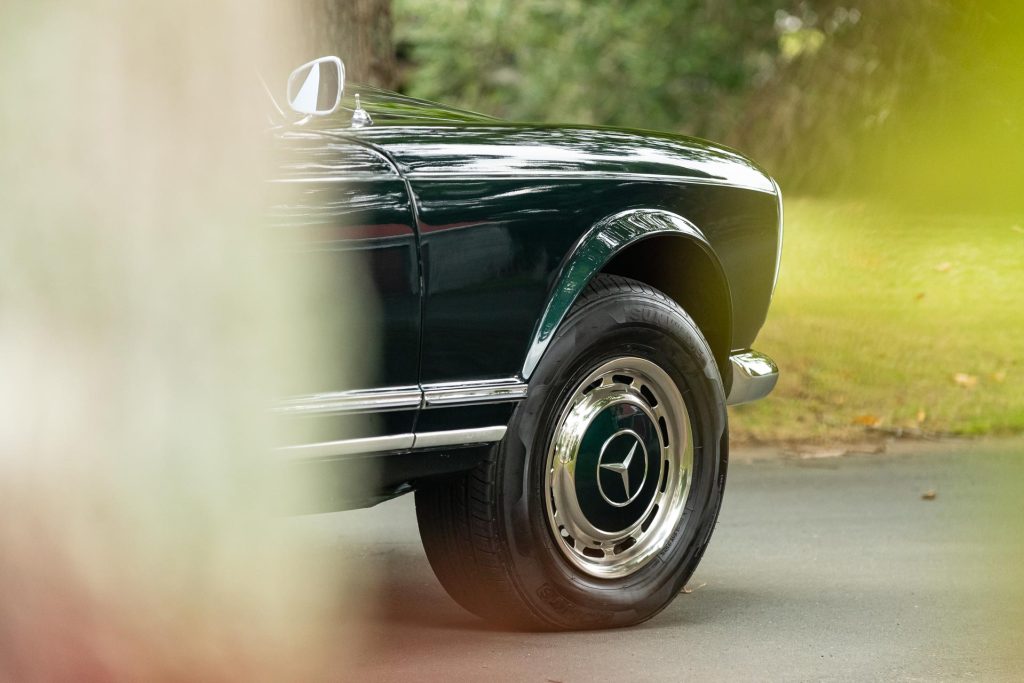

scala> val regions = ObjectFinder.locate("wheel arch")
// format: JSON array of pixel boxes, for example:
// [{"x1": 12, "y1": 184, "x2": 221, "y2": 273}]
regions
[
  {"x1": 521, "y1": 209, "x2": 733, "y2": 384},
  {"x1": 601, "y1": 234, "x2": 732, "y2": 383}
]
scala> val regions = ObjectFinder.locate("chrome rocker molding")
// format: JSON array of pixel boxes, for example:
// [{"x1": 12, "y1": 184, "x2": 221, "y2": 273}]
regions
[
  {"x1": 275, "y1": 385, "x2": 421, "y2": 416},
  {"x1": 281, "y1": 434, "x2": 415, "y2": 459},
  {"x1": 413, "y1": 426, "x2": 508, "y2": 449},
  {"x1": 280, "y1": 426, "x2": 508, "y2": 460},
  {"x1": 277, "y1": 378, "x2": 526, "y2": 460},
  {"x1": 726, "y1": 350, "x2": 779, "y2": 406}
]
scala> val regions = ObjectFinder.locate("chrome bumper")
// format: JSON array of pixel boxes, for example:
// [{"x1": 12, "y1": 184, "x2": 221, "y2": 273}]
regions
[{"x1": 726, "y1": 350, "x2": 779, "y2": 406}]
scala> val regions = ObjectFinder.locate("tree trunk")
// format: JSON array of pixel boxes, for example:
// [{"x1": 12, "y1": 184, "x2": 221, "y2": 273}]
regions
[{"x1": 299, "y1": 0, "x2": 397, "y2": 89}]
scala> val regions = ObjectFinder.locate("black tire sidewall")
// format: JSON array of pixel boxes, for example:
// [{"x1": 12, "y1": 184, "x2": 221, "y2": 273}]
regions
[{"x1": 498, "y1": 285, "x2": 728, "y2": 629}]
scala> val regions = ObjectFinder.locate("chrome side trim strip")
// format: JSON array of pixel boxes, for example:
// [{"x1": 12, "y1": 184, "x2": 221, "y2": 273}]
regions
[
  {"x1": 268, "y1": 176, "x2": 392, "y2": 184},
  {"x1": 269, "y1": 173, "x2": 776, "y2": 195},
  {"x1": 274, "y1": 386, "x2": 422, "y2": 416},
  {"x1": 422, "y1": 378, "x2": 528, "y2": 407},
  {"x1": 405, "y1": 171, "x2": 777, "y2": 195},
  {"x1": 276, "y1": 378, "x2": 528, "y2": 416},
  {"x1": 413, "y1": 426, "x2": 508, "y2": 449},
  {"x1": 279, "y1": 426, "x2": 508, "y2": 460},
  {"x1": 726, "y1": 350, "x2": 779, "y2": 406},
  {"x1": 280, "y1": 434, "x2": 415, "y2": 459}
]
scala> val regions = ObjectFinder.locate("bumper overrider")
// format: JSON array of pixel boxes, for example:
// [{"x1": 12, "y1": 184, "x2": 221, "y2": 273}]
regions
[{"x1": 725, "y1": 350, "x2": 779, "y2": 406}]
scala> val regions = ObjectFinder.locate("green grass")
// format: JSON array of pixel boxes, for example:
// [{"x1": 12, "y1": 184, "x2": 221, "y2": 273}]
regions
[{"x1": 730, "y1": 198, "x2": 1024, "y2": 444}]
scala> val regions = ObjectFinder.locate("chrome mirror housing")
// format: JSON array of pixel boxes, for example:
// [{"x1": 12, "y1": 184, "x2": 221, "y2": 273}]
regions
[{"x1": 286, "y1": 56, "x2": 345, "y2": 118}]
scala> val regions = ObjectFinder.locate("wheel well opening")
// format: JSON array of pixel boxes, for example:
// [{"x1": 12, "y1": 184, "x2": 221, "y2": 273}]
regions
[{"x1": 600, "y1": 235, "x2": 732, "y2": 382}]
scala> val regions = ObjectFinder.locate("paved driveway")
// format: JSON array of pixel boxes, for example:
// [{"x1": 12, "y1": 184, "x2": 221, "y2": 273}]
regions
[{"x1": 302, "y1": 440, "x2": 1024, "y2": 681}]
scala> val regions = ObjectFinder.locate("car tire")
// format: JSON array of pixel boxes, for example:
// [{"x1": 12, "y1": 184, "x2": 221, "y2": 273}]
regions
[{"x1": 415, "y1": 274, "x2": 728, "y2": 630}]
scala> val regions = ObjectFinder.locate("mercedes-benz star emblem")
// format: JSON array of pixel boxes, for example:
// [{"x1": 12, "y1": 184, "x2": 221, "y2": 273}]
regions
[
  {"x1": 600, "y1": 441, "x2": 638, "y2": 497},
  {"x1": 596, "y1": 430, "x2": 648, "y2": 507}
]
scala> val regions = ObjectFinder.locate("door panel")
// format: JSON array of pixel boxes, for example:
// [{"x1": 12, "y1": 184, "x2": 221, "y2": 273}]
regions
[{"x1": 271, "y1": 133, "x2": 421, "y2": 439}]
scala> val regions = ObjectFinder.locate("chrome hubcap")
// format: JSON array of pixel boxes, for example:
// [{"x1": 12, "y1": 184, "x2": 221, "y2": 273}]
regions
[{"x1": 544, "y1": 356, "x2": 693, "y2": 579}]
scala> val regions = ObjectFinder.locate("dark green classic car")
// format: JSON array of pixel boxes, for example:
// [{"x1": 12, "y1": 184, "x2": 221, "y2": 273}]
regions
[{"x1": 272, "y1": 57, "x2": 782, "y2": 630}]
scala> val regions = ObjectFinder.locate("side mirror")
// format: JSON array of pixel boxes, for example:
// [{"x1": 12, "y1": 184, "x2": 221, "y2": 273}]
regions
[{"x1": 286, "y1": 56, "x2": 345, "y2": 117}]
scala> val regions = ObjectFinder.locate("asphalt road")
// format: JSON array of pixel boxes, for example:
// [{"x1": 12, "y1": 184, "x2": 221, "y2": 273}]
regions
[{"x1": 301, "y1": 440, "x2": 1024, "y2": 681}]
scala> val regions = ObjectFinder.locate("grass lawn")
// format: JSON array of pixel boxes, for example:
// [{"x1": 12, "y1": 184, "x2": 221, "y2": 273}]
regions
[{"x1": 729, "y1": 198, "x2": 1024, "y2": 444}]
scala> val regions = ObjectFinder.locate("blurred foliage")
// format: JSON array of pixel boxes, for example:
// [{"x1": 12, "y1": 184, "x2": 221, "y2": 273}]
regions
[
  {"x1": 735, "y1": 0, "x2": 1024, "y2": 205},
  {"x1": 395, "y1": 0, "x2": 1024, "y2": 204},
  {"x1": 396, "y1": 0, "x2": 779, "y2": 140}
]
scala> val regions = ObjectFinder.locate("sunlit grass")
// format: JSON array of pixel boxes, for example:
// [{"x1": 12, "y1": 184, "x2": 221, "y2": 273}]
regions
[{"x1": 731, "y1": 198, "x2": 1024, "y2": 444}]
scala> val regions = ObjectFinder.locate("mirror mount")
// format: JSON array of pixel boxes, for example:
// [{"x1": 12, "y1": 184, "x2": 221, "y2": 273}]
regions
[
  {"x1": 286, "y1": 56, "x2": 345, "y2": 122},
  {"x1": 350, "y1": 94, "x2": 373, "y2": 129}
]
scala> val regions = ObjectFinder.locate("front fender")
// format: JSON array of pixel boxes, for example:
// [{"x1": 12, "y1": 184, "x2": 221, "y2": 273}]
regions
[{"x1": 521, "y1": 209, "x2": 729, "y2": 379}]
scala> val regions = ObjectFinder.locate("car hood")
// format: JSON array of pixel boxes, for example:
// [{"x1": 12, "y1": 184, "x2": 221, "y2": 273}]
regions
[{"x1": 304, "y1": 87, "x2": 776, "y2": 195}]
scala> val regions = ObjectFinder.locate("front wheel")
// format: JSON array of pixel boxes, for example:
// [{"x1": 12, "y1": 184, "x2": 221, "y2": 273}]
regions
[{"x1": 415, "y1": 275, "x2": 728, "y2": 630}]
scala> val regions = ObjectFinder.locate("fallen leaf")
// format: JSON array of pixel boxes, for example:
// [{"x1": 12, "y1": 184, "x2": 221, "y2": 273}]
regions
[
  {"x1": 853, "y1": 414, "x2": 883, "y2": 427},
  {"x1": 953, "y1": 373, "x2": 978, "y2": 388},
  {"x1": 921, "y1": 490, "x2": 937, "y2": 501},
  {"x1": 914, "y1": 292, "x2": 926, "y2": 301},
  {"x1": 934, "y1": 262, "x2": 953, "y2": 273},
  {"x1": 916, "y1": 409, "x2": 927, "y2": 424},
  {"x1": 681, "y1": 582, "x2": 707, "y2": 594}
]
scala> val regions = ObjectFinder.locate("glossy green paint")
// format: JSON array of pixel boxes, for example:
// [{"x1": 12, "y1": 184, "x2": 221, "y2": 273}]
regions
[{"x1": 277, "y1": 86, "x2": 781, "y2": 438}]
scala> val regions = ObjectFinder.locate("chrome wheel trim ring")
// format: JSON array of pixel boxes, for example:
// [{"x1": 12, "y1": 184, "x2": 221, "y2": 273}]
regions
[{"x1": 544, "y1": 356, "x2": 694, "y2": 579}]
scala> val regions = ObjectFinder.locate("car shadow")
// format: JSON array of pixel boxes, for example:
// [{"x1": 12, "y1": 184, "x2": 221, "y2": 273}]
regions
[
  {"x1": 354, "y1": 545, "x2": 507, "y2": 633},
  {"x1": 333, "y1": 529, "x2": 770, "y2": 680},
  {"x1": 343, "y1": 541, "x2": 759, "y2": 635}
]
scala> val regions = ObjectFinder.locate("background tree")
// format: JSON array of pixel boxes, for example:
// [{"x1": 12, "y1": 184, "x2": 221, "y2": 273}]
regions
[
  {"x1": 301, "y1": 0, "x2": 397, "y2": 88},
  {"x1": 395, "y1": 0, "x2": 779, "y2": 139},
  {"x1": 729, "y1": 0, "x2": 957, "y2": 194}
]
